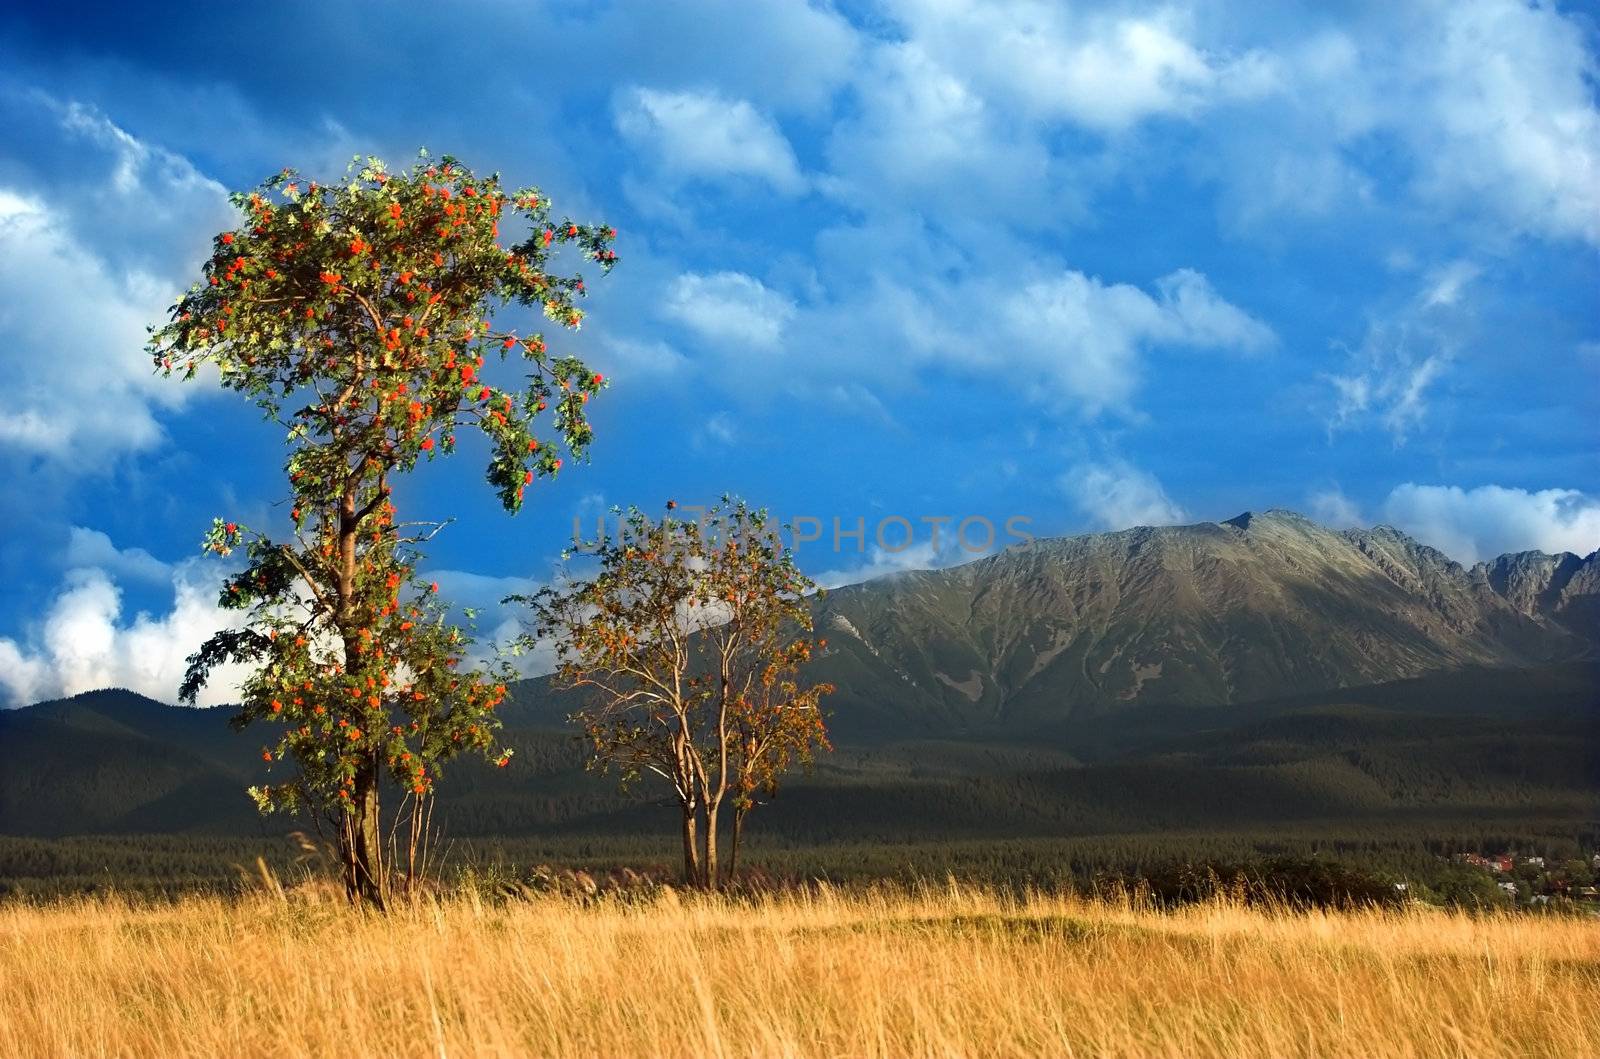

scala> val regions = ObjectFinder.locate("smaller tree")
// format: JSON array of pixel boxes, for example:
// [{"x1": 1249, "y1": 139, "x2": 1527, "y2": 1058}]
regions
[{"x1": 519, "y1": 499, "x2": 832, "y2": 888}]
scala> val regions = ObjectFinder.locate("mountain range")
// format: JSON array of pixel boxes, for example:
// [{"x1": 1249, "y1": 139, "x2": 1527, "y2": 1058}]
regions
[
  {"x1": 2, "y1": 510, "x2": 1596, "y2": 859},
  {"x1": 809, "y1": 509, "x2": 1597, "y2": 738}
]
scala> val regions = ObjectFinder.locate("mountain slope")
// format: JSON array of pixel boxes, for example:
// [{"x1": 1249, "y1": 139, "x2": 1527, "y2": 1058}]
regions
[
  {"x1": 811, "y1": 510, "x2": 1597, "y2": 735},
  {"x1": 0, "y1": 690, "x2": 267, "y2": 835}
]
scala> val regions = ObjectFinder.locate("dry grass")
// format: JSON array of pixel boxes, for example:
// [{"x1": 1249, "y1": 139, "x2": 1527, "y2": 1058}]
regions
[{"x1": 1, "y1": 882, "x2": 1596, "y2": 1058}]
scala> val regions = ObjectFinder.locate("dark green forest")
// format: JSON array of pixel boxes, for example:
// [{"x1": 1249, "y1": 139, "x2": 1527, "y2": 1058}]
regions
[{"x1": 3, "y1": 663, "x2": 1595, "y2": 900}]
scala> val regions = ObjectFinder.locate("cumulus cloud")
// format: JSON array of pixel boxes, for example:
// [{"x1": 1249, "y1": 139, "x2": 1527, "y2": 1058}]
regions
[
  {"x1": 0, "y1": 554, "x2": 567, "y2": 708},
  {"x1": 0, "y1": 95, "x2": 230, "y2": 465},
  {"x1": 817, "y1": 3, "x2": 1277, "y2": 227},
  {"x1": 883, "y1": 0, "x2": 1275, "y2": 131},
  {"x1": 996, "y1": 267, "x2": 1273, "y2": 411},
  {"x1": 5, "y1": 94, "x2": 233, "y2": 278},
  {"x1": 426, "y1": 569, "x2": 539, "y2": 617},
  {"x1": 614, "y1": 2, "x2": 1587, "y2": 433},
  {"x1": 1214, "y1": 2, "x2": 1600, "y2": 244},
  {"x1": 568, "y1": 0, "x2": 862, "y2": 115},
  {"x1": 1408, "y1": 0, "x2": 1600, "y2": 246},
  {"x1": 62, "y1": 526, "x2": 171, "y2": 584},
  {"x1": 1379, "y1": 484, "x2": 1600, "y2": 564},
  {"x1": 0, "y1": 189, "x2": 178, "y2": 457},
  {"x1": 616, "y1": 87, "x2": 805, "y2": 194},
  {"x1": 1150, "y1": 269, "x2": 1278, "y2": 349},
  {"x1": 821, "y1": 41, "x2": 1071, "y2": 225},
  {"x1": 0, "y1": 560, "x2": 249, "y2": 708},
  {"x1": 754, "y1": 257, "x2": 1269, "y2": 417},
  {"x1": 1062, "y1": 459, "x2": 1188, "y2": 531},
  {"x1": 664, "y1": 271, "x2": 797, "y2": 350}
]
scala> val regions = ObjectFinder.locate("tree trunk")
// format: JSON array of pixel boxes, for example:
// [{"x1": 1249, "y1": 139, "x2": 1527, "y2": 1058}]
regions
[
  {"x1": 344, "y1": 761, "x2": 386, "y2": 909},
  {"x1": 402, "y1": 793, "x2": 429, "y2": 899},
  {"x1": 703, "y1": 802, "x2": 720, "y2": 891},
  {"x1": 729, "y1": 807, "x2": 746, "y2": 886},
  {"x1": 333, "y1": 478, "x2": 386, "y2": 907},
  {"x1": 681, "y1": 803, "x2": 702, "y2": 887}
]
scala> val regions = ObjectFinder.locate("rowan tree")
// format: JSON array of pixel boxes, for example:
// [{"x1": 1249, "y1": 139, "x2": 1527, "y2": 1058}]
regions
[
  {"x1": 150, "y1": 151, "x2": 617, "y2": 906},
  {"x1": 520, "y1": 499, "x2": 833, "y2": 889}
]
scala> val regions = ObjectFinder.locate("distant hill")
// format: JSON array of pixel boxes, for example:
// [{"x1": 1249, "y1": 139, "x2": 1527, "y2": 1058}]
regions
[
  {"x1": 0, "y1": 689, "x2": 267, "y2": 835},
  {"x1": 1, "y1": 511, "x2": 1595, "y2": 850}
]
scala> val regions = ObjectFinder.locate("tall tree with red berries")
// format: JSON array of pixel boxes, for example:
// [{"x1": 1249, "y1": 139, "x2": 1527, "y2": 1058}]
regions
[{"x1": 151, "y1": 152, "x2": 617, "y2": 907}]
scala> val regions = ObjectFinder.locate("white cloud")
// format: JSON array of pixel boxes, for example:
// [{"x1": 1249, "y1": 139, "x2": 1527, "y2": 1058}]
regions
[
  {"x1": 1062, "y1": 459, "x2": 1188, "y2": 531},
  {"x1": 1325, "y1": 348, "x2": 1449, "y2": 445},
  {"x1": 0, "y1": 560, "x2": 250, "y2": 708},
  {"x1": 1151, "y1": 269, "x2": 1278, "y2": 350},
  {"x1": 616, "y1": 87, "x2": 805, "y2": 194},
  {"x1": 814, "y1": 382, "x2": 896, "y2": 425},
  {"x1": 1228, "y1": 146, "x2": 1374, "y2": 225},
  {"x1": 1380, "y1": 484, "x2": 1600, "y2": 564},
  {"x1": 746, "y1": 257, "x2": 1269, "y2": 417},
  {"x1": 422, "y1": 568, "x2": 545, "y2": 673},
  {"x1": 617, "y1": 172, "x2": 696, "y2": 227},
  {"x1": 665, "y1": 271, "x2": 797, "y2": 350},
  {"x1": 996, "y1": 267, "x2": 1273, "y2": 411},
  {"x1": 884, "y1": 0, "x2": 1276, "y2": 131},
  {"x1": 0, "y1": 551, "x2": 555, "y2": 710},
  {"x1": 810, "y1": 540, "x2": 945, "y2": 591},
  {"x1": 827, "y1": 42, "x2": 992, "y2": 182},
  {"x1": 1322, "y1": 264, "x2": 1473, "y2": 444},
  {"x1": 1422, "y1": 260, "x2": 1482, "y2": 308},
  {"x1": 63, "y1": 527, "x2": 171, "y2": 584},
  {"x1": 0, "y1": 97, "x2": 230, "y2": 466},
  {"x1": 425, "y1": 568, "x2": 539, "y2": 617},
  {"x1": 0, "y1": 641, "x2": 48, "y2": 707},
  {"x1": 821, "y1": 41, "x2": 1068, "y2": 223},
  {"x1": 1307, "y1": 487, "x2": 1364, "y2": 529},
  {"x1": 600, "y1": 335, "x2": 689, "y2": 377},
  {"x1": 1218, "y1": 2, "x2": 1600, "y2": 244},
  {"x1": 570, "y1": 0, "x2": 862, "y2": 115},
  {"x1": 1411, "y1": 0, "x2": 1600, "y2": 246},
  {"x1": 573, "y1": 492, "x2": 609, "y2": 518},
  {"x1": 696, "y1": 412, "x2": 737, "y2": 448},
  {"x1": 0, "y1": 190, "x2": 175, "y2": 456}
]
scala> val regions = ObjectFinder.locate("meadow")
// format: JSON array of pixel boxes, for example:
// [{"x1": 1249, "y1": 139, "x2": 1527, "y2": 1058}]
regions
[{"x1": 2, "y1": 882, "x2": 1595, "y2": 1059}]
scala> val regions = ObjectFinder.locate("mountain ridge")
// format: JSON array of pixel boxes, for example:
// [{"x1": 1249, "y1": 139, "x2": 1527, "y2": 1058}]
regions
[{"x1": 807, "y1": 509, "x2": 1597, "y2": 736}]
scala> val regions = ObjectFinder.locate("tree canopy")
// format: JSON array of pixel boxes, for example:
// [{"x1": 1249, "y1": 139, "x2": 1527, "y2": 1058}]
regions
[{"x1": 520, "y1": 499, "x2": 833, "y2": 888}]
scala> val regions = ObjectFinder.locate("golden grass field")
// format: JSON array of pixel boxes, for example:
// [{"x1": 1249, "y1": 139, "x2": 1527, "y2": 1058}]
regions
[{"x1": 2, "y1": 883, "x2": 1596, "y2": 1059}]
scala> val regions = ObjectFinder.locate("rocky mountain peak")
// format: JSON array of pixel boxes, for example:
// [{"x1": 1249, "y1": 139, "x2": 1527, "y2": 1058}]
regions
[{"x1": 811, "y1": 511, "x2": 1598, "y2": 730}]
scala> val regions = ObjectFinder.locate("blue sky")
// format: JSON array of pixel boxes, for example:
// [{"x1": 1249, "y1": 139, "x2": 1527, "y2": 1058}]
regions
[{"x1": 0, "y1": 0, "x2": 1596, "y2": 705}]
